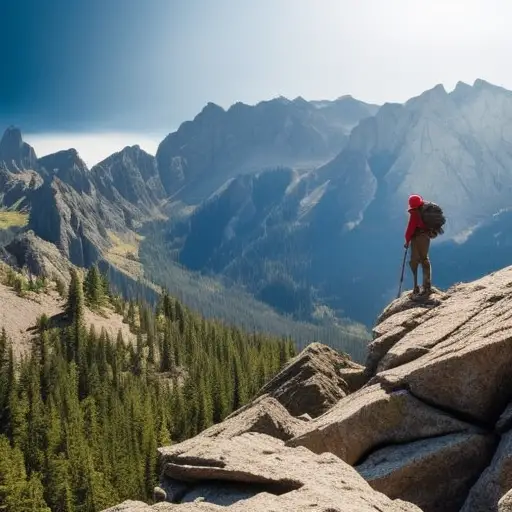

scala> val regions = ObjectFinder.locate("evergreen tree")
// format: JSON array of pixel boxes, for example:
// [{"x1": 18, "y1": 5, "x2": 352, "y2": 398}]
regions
[
  {"x1": 84, "y1": 265, "x2": 104, "y2": 308},
  {"x1": 66, "y1": 269, "x2": 85, "y2": 324}
]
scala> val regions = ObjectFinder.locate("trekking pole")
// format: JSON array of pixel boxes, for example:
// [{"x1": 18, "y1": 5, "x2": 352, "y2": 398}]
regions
[{"x1": 397, "y1": 246, "x2": 408, "y2": 298}]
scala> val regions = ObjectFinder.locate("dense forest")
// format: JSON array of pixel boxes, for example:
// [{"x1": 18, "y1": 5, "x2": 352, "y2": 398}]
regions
[
  {"x1": 137, "y1": 223, "x2": 369, "y2": 362},
  {"x1": 0, "y1": 265, "x2": 296, "y2": 511}
]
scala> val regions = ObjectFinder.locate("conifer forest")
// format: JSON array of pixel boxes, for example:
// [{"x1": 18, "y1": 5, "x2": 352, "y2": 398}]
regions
[{"x1": 0, "y1": 265, "x2": 296, "y2": 511}]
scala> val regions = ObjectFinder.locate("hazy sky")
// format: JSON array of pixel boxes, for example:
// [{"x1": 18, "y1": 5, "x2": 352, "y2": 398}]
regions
[{"x1": 2, "y1": 0, "x2": 512, "y2": 165}]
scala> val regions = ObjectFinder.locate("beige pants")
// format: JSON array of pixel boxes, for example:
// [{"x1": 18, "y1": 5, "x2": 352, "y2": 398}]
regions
[{"x1": 409, "y1": 232, "x2": 431, "y2": 289}]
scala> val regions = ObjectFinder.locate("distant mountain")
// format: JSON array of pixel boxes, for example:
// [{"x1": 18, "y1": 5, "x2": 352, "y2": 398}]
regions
[
  {"x1": 320, "y1": 79, "x2": 512, "y2": 238},
  {"x1": 161, "y1": 80, "x2": 512, "y2": 325},
  {"x1": 156, "y1": 96, "x2": 378, "y2": 203}
]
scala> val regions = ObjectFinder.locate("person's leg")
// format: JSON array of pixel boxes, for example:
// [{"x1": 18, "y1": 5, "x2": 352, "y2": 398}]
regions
[
  {"x1": 409, "y1": 237, "x2": 420, "y2": 294},
  {"x1": 416, "y1": 233, "x2": 431, "y2": 293}
]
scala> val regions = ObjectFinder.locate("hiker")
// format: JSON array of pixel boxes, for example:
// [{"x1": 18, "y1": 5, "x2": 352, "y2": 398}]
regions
[{"x1": 404, "y1": 194, "x2": 432, "y2": 295}]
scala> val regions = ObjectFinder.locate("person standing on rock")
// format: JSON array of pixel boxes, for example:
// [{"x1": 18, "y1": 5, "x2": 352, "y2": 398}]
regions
[{"x1": 404, "y1": 194, "x2": 432, "y2": 296}]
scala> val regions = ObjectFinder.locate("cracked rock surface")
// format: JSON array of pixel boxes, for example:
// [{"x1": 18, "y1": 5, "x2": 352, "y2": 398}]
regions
[{"x1": 105, "y1": 433, "x2": 421, "y2": 511}]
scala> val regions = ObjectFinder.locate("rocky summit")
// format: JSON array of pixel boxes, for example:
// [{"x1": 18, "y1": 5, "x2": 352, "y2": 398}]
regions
[{"x1": 104, "y1": 264, "x2": 512, "y2": 511}]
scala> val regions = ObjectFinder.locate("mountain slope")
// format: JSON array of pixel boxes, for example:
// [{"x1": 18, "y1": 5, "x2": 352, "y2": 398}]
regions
[{"x1": 156, "y1": 95, "x2": 378, "y2": 203}]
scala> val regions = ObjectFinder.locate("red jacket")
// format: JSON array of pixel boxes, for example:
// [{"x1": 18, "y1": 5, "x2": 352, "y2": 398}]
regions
[{"x1": 405, "y1": 208, "x2": 426, "y2": 244}]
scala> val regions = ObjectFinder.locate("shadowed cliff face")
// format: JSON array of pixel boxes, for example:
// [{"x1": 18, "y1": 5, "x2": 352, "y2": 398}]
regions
[{"x1": 0, "y1": 127, "x2": 39, "y2": 173}]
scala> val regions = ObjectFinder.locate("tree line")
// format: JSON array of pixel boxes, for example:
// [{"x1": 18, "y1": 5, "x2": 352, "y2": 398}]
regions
[{"x1": 0, "y1": 265, "x2": 296, "y2": 511}]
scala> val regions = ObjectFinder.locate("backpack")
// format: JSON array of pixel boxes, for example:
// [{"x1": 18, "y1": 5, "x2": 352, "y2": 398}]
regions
[{"x1": 419, "y1": 201, "x2": 446, "y2": 236}]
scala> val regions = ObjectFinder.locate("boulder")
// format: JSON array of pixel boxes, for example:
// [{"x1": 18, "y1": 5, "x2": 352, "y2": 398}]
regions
[
  {"x1": 460, "y1": 430, "x2": 512, "y2": 512},
  {"x1": 206, "y1": 395, "x2": 306, "y2": 440},
  {"x1": 371, "y1": 268, "x2": 512, "y2": 425},
  {"x1": 357, "y1": 432, "x2": 496, "y2": 512},
  {"x1": 151, "y1": 433, "x2": 422, "y2": 511},
  {"x1": 500, "y1": 489, "x2": 512, "y2": 512},
  {"x1": 166, "y1": 396, "x2": 305, "y2": 455},
  {"x1": 287, "y1": 383, "x2": 475, "y2": 465},
  {"x1": 257, "y1": 342, "x2": 365, "y2": 418}
]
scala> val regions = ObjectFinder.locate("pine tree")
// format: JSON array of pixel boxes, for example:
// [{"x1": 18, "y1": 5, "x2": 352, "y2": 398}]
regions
[
  {"x1": 84, "y1": 265, "x2": 104, "y2": 308},
  {"x1": 66, "y1": 269, "x2": 85, "y2": 326},
  {"x1": 160, "y1": 323, "x2": 174, "y2": 372}
]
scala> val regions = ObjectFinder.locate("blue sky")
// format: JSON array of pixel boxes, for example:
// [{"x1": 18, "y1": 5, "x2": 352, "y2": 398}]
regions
[{"x1": 2, "y1": 0, "x2": 512, "y2": 165}]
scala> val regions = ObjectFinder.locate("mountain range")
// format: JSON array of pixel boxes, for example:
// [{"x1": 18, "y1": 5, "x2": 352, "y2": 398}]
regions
[{"x1": 2, "y1": 79, "x2": 512, "y2": 333}]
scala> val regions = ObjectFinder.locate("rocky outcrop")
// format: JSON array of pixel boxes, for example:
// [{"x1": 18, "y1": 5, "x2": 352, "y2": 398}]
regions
[
  {"x1": 257, "y1": 341, "x2": 366, "y2": 418},
  {"x1": 0, "y1": 167, "x2": 41, "y2": 211},
  {"x1": 0, "y1": 127, "x2": 38, "y2": 173},
  {"x1": 285, "y1": 266, "x2": 512, "y2": 510},
  {"x1": 460, "y1": 425, "x2": 512, "y2": 511},
  {"x1": 168, "y1": 395, "x2": 305, "y2": 446},
  {"x1": 288, "y1": 383, "x2": 477, "y2": 465},
  {"x1": 357, "y1": 432, "x2": 496, "y2": 512},
  {"x1": 500, "y1": 490, "x2": 512, "y2": 511},
  {"x1": 5, "y1": 231, "x2": 74, "y2": 284},
  {"x1": 372, "y1": 270, "x2": 512, "y2": 425},
  {"x1": 108, "y1": 433, "x2": 420, "y2": 511},
  {"x1": 28, "y1": 179, "x2": 106, "y2": 267}
]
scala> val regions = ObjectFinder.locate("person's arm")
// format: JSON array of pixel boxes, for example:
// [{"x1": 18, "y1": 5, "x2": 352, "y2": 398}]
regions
[{"x1": 404, "y1": 212, "x2": 418, "y2": 246}]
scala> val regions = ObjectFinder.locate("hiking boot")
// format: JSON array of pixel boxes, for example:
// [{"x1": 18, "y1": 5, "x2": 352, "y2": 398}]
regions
[{"x1": 421, "y1": 285, "x2": 432, "y2": 296}]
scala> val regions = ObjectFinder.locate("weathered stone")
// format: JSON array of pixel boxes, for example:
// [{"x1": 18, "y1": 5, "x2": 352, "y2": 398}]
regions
[
  {"x1": 373, "y1": 269, "x2": 512, "y2": 424},
  {"x1": 460, "y1": 430, "x2": 512, "y2": 512},
  {"x1": 153, "y1": 433, "x2": 422, "y2": 511},
  {"x1": 186, "y1": 395, "x2": 305, "y2": 444},
  {"x1": 257, "y1": 342, "x2": 365, "y2": 418},
  {"x1": 102, "y1": 501, "x2": 156, "y2": 511},
  {"x1": 499, "y1": 489, "x2": 512, "y2": 512},
  {"x1": 375, "y1": 288, "x2": 446, "y2": 326},
  {"x1": 287, "y1": 383, "x2": 474, "y2": 465},
  {"x1": 358, "y1": 432, "x2": 496, "y2": 512},
  {"x1": 6, "y1": 231, "x2": 74, "y2": 285}
]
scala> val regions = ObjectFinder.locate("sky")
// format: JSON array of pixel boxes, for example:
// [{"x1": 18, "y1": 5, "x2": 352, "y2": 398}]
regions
[{"x1": 2, "y1": 0, "x2": 512, "y2": 166}]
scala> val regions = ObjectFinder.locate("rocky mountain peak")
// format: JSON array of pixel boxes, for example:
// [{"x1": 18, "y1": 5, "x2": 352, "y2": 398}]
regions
[
  {"x1": 406, "y1": 83, "x2": 448, "y2": 110},
  {"x1": 91, "y1": 143, "x2": 165, "y2": 212},
  {"x1": 1, "y1": 126, "x2": 23, "y2": 147},
  {"x1": 39, "y1": 148, "x2": 86, "y2": 173},
  {"x1": 0, "y1": 126, "x2": 38, "y2": 172},
  {"x1": 450, "y1": 81, "x2": 474, "y2": 104},
  {"x1": 38, "y1": 148, "x2": 91, "y2": 193},
  {"x1": 197, "y1": 101, "x2": 225, "y2": 119},
  {"x1": 473, "y1": 78, "x2": 511, "y2": 95}
]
